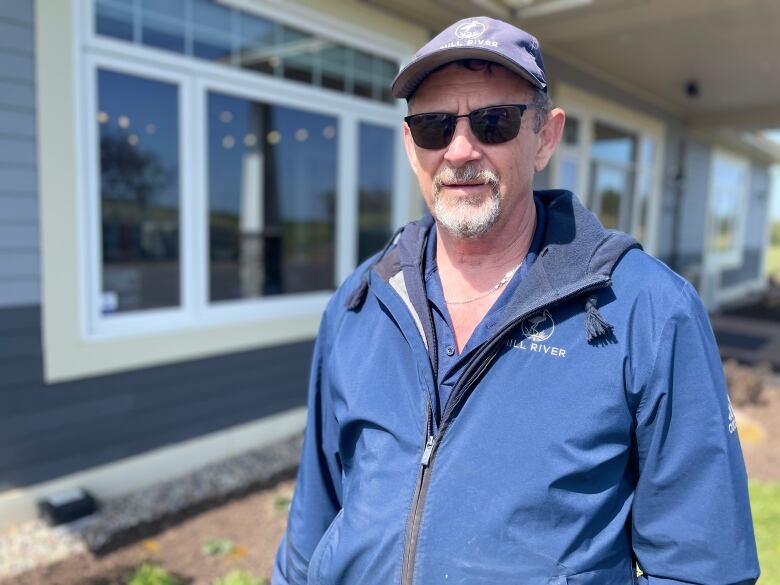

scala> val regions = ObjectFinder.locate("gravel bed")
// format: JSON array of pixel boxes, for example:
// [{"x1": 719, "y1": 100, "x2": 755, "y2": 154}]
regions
[{"x1": 0, "y1": 435, "x2": 302, "y2": 581}]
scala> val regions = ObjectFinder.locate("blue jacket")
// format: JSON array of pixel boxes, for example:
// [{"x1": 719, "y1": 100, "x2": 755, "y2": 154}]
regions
[{"x1": 273, "y1": 190, "x2": 759, "y2": 585}]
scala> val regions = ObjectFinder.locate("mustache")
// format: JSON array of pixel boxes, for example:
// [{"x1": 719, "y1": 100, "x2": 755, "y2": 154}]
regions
[{"x1": 433, "y1": 165, "x2": 500, "y2": 192}]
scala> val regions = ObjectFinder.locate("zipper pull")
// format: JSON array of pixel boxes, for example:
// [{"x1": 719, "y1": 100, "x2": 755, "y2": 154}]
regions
[{"x1": 420, "y1": 436, "x2": 435, "y2": 467}]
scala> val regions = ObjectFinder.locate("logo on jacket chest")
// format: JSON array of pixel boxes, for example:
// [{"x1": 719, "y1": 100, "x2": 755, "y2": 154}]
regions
[{"x1": 507, "y1": 309, "x2": 567, "y2": 358}]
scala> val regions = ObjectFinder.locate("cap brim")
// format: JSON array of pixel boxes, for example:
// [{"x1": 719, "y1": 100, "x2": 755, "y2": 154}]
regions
[{"x1": 391, "y1": 46, "x2": 546, "y2": 99}]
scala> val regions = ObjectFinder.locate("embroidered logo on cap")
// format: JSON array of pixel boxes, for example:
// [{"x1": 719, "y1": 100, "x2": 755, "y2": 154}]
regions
[{"x1": 455, "y1": 20, "x2": 487, "y2": 40}]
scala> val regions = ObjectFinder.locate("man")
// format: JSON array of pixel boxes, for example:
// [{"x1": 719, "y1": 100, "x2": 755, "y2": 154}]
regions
[{"x1": 272, "y1": 16, "x2": 759, "y2": 585}]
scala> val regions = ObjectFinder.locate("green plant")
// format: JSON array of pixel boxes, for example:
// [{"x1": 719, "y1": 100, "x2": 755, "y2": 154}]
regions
[
  {"x1": 202, "y1": 538, "x2": 236, "y2": 557},
  {"x1": 273, "y1": 494, "x2": 292, "y2": 515},
  {"x1": 126, "y1": 563, "x2": 180, "y2": 585},
  {"x1": 212, "y1": 569, "x2": 267, "y2": 585}
]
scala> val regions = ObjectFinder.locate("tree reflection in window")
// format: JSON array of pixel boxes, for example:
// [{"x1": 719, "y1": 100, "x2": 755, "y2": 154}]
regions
[{"x1": 98, "y1": 69, "x2": 180, "y2": 313}]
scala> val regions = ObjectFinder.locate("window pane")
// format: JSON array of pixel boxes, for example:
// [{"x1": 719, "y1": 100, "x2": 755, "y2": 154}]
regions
[
  {"x1": 280, "y1": 25, "x2": 316, "y2": 84},
  {"x1": 96, "y1": 0, "x2": 134, "y2": 41},
  {"x1": 208, "y1": 92, "x2": 337, "y2": 301},
  {"x1": 237, "y1": 12, "x2": 278, "y2": 75},
  {"x1": 591, "y1": 123, "x2": 636, "y2": 165},
  {"x1": 98, "y1": 69, "x2": 180, "y2": 313},
  {"x1": 320, "y1": 45, "x2": 348, "y2": 92},
  {"x1": 352, "y1": 49, "x2": 373, "y2": 99},
  {"x1": 193, "y1": 0, "x2": 233, "y2": 62},
  {"x1": 358, "y1": 123, "x2": 395, "y2": 262},
  {"x1": 559, "y1": 158, "x2": 579, "y2": 192},
  {"x1": 141, "y1": 0, "x2": 185, "y2": 53},
  {"x1": 563, "y1": 117, "x2": 579, "y2": 146},
  {"x1": 589, "y1": 163, "x2": 633, "y2": 230}
]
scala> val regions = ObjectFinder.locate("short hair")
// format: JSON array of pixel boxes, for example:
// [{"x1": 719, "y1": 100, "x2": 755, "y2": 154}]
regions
[{"x1": 406, "y1": 59, "x2": 551, "y2": 133}]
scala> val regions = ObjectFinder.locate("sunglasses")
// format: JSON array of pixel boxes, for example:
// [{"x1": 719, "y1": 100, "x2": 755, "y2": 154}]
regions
[{"x1": 404, "y1": 103, "x2": 540, "y2": 150}]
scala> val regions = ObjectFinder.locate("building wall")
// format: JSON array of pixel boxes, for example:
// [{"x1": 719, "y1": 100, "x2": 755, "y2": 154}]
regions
[
  {"x1": 0, "y1": 303, "x2": 312, "y2": 489},
  {"x1": 0, "y1": 0, "x2": 39, "y2": 308}
]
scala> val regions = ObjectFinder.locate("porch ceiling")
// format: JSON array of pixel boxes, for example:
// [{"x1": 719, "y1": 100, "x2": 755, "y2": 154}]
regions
[{"x1": 360, "y1": 0, "x2": 780, "y2": 130}]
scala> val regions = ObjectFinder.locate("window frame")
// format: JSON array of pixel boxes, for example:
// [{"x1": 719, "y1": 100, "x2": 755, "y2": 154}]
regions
[
  {"x1": 704, "y1": 148, "x2": 749, "y2": 271},
  {"x1": 551, "y1": 83, "x2": 665, "y2": 255},
  {"x1": 37, "y1": 0, "x2": 413, "y2": 381}
]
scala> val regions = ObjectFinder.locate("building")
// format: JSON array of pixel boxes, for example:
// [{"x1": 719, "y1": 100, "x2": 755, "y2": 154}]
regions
[{"x1": 1, "y1": 0, "x2": 777, "y2": 525}]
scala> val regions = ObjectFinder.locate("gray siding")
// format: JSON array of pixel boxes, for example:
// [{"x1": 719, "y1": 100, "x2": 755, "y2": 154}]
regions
[
  {"x1": 0, "y1": 0, "x2": 39, "y2": 308},
  {"x1": 0, "y1": 305, "x2": 311, "y2": 489}
]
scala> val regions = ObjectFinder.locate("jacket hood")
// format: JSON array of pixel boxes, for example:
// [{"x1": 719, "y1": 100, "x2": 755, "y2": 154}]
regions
[{"x1": 347, "y1": 190, "x2": 641, "y2": 343}]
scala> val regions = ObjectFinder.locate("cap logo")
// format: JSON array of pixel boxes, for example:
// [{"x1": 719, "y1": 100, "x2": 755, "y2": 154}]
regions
[{"x1": 455, "y1": 20, "x2": 486, "y2": 40}]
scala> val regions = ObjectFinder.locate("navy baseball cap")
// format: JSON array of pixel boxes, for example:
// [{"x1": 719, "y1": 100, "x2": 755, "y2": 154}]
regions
[{"x1": 391, "y1": 16, "x2": 547, "y2": 99}]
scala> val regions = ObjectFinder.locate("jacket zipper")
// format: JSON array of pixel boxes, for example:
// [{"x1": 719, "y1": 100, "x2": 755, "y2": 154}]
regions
[{"x1": 399, "y1": 279, "x2": 610, "y2": 585}]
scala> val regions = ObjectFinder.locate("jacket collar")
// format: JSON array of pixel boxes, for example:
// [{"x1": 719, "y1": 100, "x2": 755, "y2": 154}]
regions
[{"x1": 350, "y1": 190, "x2": 640, "y2": 342}]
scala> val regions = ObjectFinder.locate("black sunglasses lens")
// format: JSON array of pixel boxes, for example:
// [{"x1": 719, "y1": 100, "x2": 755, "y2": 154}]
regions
[
  {"x1": 408, "y1": 113, "x2": 455, "y2": 149},
  {"x1": 471, "y1": 106, "x2": 523, "y2": 144}
]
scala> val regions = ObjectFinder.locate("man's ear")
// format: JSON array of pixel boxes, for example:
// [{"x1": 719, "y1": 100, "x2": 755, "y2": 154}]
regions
[
  {"x1": 402, "y1": 122, "x2": 421, "y2": 175},
  {"x1": 534, "y1": 107, "x2": 565, "y2": 173}
]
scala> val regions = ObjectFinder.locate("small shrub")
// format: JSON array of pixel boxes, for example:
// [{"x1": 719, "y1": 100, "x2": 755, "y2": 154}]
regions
[
  {"x1": 127, "y1": 563, "x2": 180, "y2": 585},
  {"x1": 202, "y1": 538, "x2": 236, "y2": 557},
  {"x1": 273, "y1": 494, "x2": 292, "y2": 515},
  {"x1": 213, "y1": 569, "x2": 267, "y2": 585}
]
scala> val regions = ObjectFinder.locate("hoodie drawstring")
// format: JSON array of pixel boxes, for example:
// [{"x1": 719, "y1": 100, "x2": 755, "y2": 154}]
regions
[{"x1": 585, "y1": 295, "x2": 613, "y2": 342}]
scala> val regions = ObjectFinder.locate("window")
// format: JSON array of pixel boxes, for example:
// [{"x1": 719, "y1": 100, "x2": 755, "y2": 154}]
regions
[
  {"x1": 36, "y1": 0, "x2": 411, "y2": 380},
  {"x1": 552, "y1": 84, "x2": 664, "y2": 255},
  {"x1": 207, "y1": 92, "x2": 338, "y2": 301},
  {"x1": 94, "y1": 0, "x2": 398, "y2": 104},
  {"x1": 98, "y1": 69, "x2": 181, "y2": 314},
  {"x1": 82, "y1": 1, "x2": 406, "y2": 340},
  {"x1": 707, "y1": 150, "x2": 749, "y2": 269}
]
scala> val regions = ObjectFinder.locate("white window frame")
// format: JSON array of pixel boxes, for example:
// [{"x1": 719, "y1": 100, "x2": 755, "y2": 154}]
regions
[
  {"x1": 704, "y1": 148, "x2": 749, "y2": 271},
  {"x1": 37, "y1": 0, "x2": 413, "y2": 381},
  {"x1": 551, "y1": 83, "x2": 665, "y2": 256}
]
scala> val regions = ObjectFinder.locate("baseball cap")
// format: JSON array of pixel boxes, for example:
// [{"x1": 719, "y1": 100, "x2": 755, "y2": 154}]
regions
[{"x1": 391, "y1": 16, "x2": 547, "y2": 100}]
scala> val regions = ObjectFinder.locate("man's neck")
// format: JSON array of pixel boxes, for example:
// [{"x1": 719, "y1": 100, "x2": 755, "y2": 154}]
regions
[{"x1": 434, "y1": 194, "x2": 537, "y2": 289}]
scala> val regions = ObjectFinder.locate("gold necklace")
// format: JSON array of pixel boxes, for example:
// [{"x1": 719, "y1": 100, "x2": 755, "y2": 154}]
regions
[{"x1": 444, "y1": 259, "x2": 525, "y2": 305}]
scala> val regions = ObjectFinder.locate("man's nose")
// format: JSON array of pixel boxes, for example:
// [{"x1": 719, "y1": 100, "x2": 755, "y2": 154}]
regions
[{"x1": 443, "y1": 118, "x2": 481, "y2": 166}]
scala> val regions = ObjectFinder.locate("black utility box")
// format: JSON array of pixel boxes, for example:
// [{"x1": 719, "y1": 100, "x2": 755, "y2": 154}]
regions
[{"x1": 37, "y1": 488, "x2": 99, "y2": 526}]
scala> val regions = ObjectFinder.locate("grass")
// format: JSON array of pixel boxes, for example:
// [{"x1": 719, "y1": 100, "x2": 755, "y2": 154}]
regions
[
  {"x1": 750, "y1": 481, "x2": 780, "y2": 584},
  {"x1": 766, "y1": 245, "x2": 780, "y2": 282}
]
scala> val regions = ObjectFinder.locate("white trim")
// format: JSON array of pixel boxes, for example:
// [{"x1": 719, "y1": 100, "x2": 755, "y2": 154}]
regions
[
  {"x1": 551, "y1": 82, "x2": 665, "y2": 256},
  {"x1": 0, "y1": 407, "x2": 306, "y2": 529}
]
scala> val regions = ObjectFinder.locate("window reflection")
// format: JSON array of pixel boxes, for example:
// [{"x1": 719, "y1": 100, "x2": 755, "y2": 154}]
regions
[
  {"x1": 589, "y1": 123, "x2": 637, "y2": 231},
  {"x1": 208, "y1": 92, "x2": 337, "y2": 301},
  {"x1": 358, "y1": 123, "x2": 394, "y2": 262},
  {"x1": 98, "y1": 69, "x2": 180, "y2": 313},
  {"x1": 94, "y1": 0, "x2": 398, "y2": 104}
]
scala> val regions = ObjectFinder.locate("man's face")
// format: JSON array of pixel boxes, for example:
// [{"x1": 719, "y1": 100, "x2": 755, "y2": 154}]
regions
[{"x1": 402, "y1": 63, "x2": 561, "y2": 239}]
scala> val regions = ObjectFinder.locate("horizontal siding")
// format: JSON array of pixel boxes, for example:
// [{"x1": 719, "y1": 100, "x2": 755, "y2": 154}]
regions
[
  {"x1": 0, "y1": 305, "x2": 312, "y2": 488},
  {"x1": 0, "y1": 137, "x2": 36, "y2": 166},
  {"x1": 0, "y1": 52, "x2": 35, "y2": 83},
  {"x1": 0, "y1": 20, "x2": 33, "y2": 54},
  {"x1": 0, "y1": 195, "x2": 37, "y2": 221},
  {"x1": 0, "y1": 279, "x2": 39, "y2": 307},
  {"x1": 0, "y1": 80, "x2": 35, "y2": 110},
  {"x1": 0, "y1": 0, "x2": 40, "y2": 307},
  {"x1": 0, "y1": 0, "x2": 33, "y2": 26},
  {"x1": 0, "y1": 251, "x2": 38, "y2": 276}
]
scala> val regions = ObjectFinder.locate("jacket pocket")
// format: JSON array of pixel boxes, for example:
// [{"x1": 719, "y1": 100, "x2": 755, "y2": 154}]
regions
[{"x1": 307, "y1": 509, "x2": 344, "y2": 585}]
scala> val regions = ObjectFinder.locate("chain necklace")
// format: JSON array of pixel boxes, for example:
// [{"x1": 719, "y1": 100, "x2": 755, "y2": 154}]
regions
[{"x1": 444, "y1": 259, "x2": 525, "y2": 305}]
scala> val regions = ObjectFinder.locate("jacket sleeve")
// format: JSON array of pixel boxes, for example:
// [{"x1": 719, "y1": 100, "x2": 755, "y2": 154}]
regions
[
  {"x1": 631, "y1": 282, "x2": 759, "y2": 585},
  {"x1": 272, "y1": 310, "x2": 343, "y2": 585}
]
